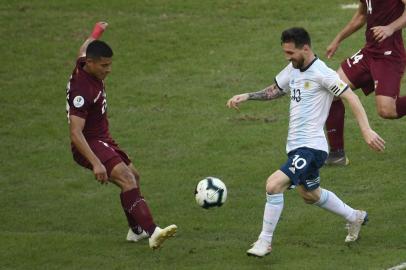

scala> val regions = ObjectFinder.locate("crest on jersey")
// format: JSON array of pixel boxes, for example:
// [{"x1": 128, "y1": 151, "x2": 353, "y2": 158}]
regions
[
  {"x1": 73, "y1": 96, "x2": 85, "y2": 108},
  {"x1": 304, "y1": 81, "x2": 310, "y2": 89}
]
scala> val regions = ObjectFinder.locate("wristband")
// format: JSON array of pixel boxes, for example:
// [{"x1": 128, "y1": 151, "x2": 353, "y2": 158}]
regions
[{"x1": 90, "y1": 22, "x2": 106, "y2": 39}]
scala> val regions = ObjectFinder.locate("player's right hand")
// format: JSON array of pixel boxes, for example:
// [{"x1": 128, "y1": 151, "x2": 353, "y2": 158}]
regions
[
  {"x1": 93, "y1": 162, "x2": 108, "y2": 184},
  {"x1": 362, "y1": 129, "x2": 386, "y2": 152},
  {"x1": 326, "y1": 41, "x2": 339, "y2": 59},
  {"x1": 226, "y1": 93, "x2": 249, "y2": 110}
]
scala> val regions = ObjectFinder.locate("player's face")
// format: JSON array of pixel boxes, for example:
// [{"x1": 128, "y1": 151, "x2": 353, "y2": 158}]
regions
[
  {"x1": 86, "y1": 57, "x2": 112, "y2": 80},
  {"x1": 282, "y1": 42, "x2": 305, "y2": 69}
]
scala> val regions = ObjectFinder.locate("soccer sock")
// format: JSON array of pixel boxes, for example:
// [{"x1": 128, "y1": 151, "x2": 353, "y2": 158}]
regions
[
  {"x1": 259, "y1": 193, "x2": 284, "y2": 244},
  {"x1": 120, "y1": 201, "x2": 143, "y2": 234},
  {"x1": 326, "y1": 99, "x2": 345, "y2": 152},
  {"x1": 120, "y1": 188, "x2": 157, "y2": 236},
  {"x1": 396, "y1": 96, "x2": 406, "y2": 118},
  {"x1": 314, "y1": 188, "x2": 357, "y2": 222}
]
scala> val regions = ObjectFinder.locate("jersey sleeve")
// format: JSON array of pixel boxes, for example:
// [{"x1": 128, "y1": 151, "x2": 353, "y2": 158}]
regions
[
  {"x1": 68, "y1": 57, "x2": 96, "y2": 119},
  {"x1": 68, "y1": 88, "x2": 93, "y2": 119},
  {"x1": 320, "y1": 66, "x2": 348, "y2": 97},
  {"x1": 274, "y1": 63, "x2": 293, "y2": 93}
]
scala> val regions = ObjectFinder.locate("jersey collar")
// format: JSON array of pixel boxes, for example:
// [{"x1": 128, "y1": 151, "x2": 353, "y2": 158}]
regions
[{"x1": 300, "y1": 55, "x2": 318, "y2": 72}]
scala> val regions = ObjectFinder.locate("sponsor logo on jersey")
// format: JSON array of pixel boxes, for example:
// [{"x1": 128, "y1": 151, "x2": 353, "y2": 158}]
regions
[
  {"x1": 73, "y1": 96, "x2": 85, "y2": 108},
  {"x1": 304, "y1": 81, "x2": 310, "y2": 89}
]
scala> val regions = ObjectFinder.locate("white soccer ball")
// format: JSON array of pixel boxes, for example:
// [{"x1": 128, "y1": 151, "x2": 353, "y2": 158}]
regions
[{"x1": 195, "y1": 177, "x2": 227, "y2": 209}]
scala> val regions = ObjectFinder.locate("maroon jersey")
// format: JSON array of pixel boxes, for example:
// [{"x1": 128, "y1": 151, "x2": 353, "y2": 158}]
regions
[
  {"x1": 66, "y1": 57, "x2": 112, "y2": 141},
  {"x1": 361, "y1": 0, "x2": 406, "y2": 59}
]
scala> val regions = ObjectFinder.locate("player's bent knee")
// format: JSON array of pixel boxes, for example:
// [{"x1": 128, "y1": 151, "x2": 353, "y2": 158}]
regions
[
  {"x1": 129, "y1": 164, "x2": 141, "y2": 181},
  {"x1": 265, "y1": 171, "x2": 290, "y2": 194},
  {"x1": 297, "y1": 188, "x2": 320, "y2": 204},
  {"x1": 376, "y1": 97, "x2": 398, "y2": 119},
  {"x1": 266, "y1": 180, "x2": 280, "y2": 194},
  {"x1": 302, "y1": 197, "x2": 318, "y2": 204},
  {"x1": 111, "y1": 164, "x2": 138, "y2": 191},
  {"x1": 377, "y1": 107, "x2": 397, "y2": 119}
]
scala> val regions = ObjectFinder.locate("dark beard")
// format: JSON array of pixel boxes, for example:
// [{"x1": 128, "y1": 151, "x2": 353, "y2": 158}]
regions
[{"x1": 292, "y1": 59, "x2": 304, "y2": 69}]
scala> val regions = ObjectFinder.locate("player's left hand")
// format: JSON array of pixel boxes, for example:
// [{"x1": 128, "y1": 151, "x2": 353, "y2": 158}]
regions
[
  {"x1": 362, "y1": 128, "x2": 386, "y2": 152},
  {"x1": 371, "y1": 25, "x2": 394, "y2": 43}
]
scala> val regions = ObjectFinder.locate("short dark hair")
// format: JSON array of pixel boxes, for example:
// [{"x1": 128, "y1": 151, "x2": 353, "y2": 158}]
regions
[
  {"x1": 86, "y1": 40, "x2": 113, "y2": 59},
  {"x1": 281, "y1": 27, "x2": 311, "y2": 48}
]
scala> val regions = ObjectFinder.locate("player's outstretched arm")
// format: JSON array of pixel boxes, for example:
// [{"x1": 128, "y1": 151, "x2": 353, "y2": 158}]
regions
[
  {"x1": 340, "y1": 89, "x2": 386, "y2": 152},
  {"x1": 371, "y1": 0, "x2": 406, "y2": 43},
  {"x1": 226, "y1": 84, "x2": 285, "y2": 110},
  {"x1": 69, "y1": 115, "x2": 108, "y2": 183},
  {"x1": 77, "y1": 22, "x2": 108, "y2": 58},
  {"x1": 326, "y1": 3, "x2": 367, "y2": 59}
]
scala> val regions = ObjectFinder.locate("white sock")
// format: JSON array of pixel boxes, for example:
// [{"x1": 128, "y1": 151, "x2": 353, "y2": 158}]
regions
[
  {"x1": 259, "y1": 193, "x2": 284, "y2": 244},
  {"x1": 314, "y1": 188, "x2": 357, "y2": 222}
]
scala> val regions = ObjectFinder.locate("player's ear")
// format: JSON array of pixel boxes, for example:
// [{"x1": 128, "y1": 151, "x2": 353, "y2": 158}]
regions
[
  {"x1": 85, "y1": 57, "x2": 92, "y2": 66},
  {"x1": 302, "y1": 44, "x2": 311, "y2": 51},
  {"x1": 85, "y1": 57, "x2": 99, "y2": 70}
]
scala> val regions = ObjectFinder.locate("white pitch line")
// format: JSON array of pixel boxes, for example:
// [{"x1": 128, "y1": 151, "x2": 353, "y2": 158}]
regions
[
  {"x1": 387, "y1": 262, "x2": 406, "y2": 270},
  {"x1": 340, "y1": 3, "x2": 358, "y2": 9}
]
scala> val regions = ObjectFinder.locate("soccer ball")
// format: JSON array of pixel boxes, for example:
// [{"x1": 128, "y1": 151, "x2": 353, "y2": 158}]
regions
[{"x1": 195, "y1": 177, "x2": 227, "y2": 209}]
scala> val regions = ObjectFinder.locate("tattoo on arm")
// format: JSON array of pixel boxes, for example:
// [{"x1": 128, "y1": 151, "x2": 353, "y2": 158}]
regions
[{"x1": 247, "y1": 84, "x2": 285, "y2": 100}]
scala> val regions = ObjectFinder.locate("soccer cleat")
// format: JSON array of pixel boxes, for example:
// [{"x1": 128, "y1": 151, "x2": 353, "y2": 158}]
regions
[
  {"x1": 345, "y1": 210, "x2": 368, "y2": 243},
  {"x1": 126, "y1": 228, "x2": 148, "y2": 242},
  {"x1": 325, "y1": 150, "x2": 349, "y2": 166},
  {"x1": 246, "y1": 238, "x2": 272, "y2": 257},
  {"x1": 149, "y1": 224, "x2": 177, "y2": 249}
]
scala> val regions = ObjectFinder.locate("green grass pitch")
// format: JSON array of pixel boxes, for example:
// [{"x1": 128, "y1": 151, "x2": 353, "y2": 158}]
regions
[{"x1": 1, "y1": 1, "x2": 406, "y2": 269}]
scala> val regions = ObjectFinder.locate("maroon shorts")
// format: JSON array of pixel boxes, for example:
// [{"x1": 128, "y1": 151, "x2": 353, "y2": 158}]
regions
[
  {"x1": 341, "y1": 49, "x2": 405, "y2": 98},
  {"x1": 72, "y1": 139, "x2": 132, "y2": 176}
]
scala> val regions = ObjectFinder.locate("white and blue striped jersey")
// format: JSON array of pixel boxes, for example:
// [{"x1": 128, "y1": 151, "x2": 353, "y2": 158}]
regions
[{"x1": 275, "y1": 57, "x2": 348, "y2": 153}]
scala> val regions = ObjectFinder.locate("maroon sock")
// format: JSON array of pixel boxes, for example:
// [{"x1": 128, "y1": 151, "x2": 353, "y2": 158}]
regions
[
  {"x1": 120, "y1": 197, "x2": 143, "y2": 234},
  {"x1": 326, "y1": 99, "x2": 345, "y2": 152},
  {"x1": 396, "y1": 96, "x2": 406, "y2": 118},
  {"x1": 120, "y1": 188, "x2": 156, "y2": 235}
]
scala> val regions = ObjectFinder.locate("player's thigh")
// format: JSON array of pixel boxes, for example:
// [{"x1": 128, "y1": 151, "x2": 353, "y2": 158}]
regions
[
  {"x1": 280, "y1": 147, "x2": 327, "y2": 190},
  {"x1": 110, "y1": 162, "x2": 137, "y2": 190},
  {"x1": 88, "y1": 140, "x2": 136, "y2": 188},
  {"x1": 340, "y1": 50, "x2": 374, "y2": 95},
  {"x1": 265, "y1": 170, "x2": 291, "y2": 194},
  {"x1": 74, "y1": 140, "x2": 127, "y2": 177},
  {"x1": 371, "y1": 58, "x2": 405, "y2": 98}
]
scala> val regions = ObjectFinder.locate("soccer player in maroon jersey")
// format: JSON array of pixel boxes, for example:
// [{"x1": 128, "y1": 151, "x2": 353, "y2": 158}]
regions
[
  {"x1": 325, "y1": 0, "x2": 406, "y2": 165},
  {"x1": 66, "y1": 22, "x2": 177, "y2": 249}
]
